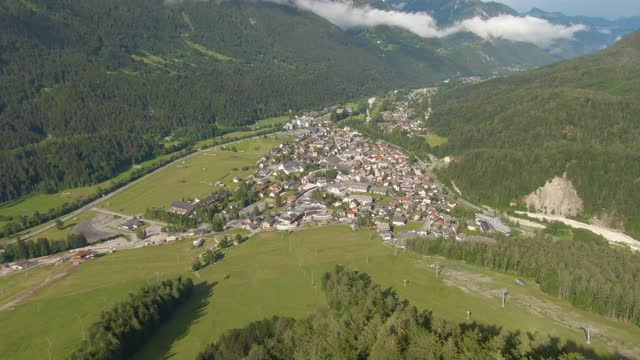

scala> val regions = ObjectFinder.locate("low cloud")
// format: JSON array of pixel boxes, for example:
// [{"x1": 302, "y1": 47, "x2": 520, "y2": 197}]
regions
[{"x1": 168, "y1": 0, "x2": 587, "y2": 47}]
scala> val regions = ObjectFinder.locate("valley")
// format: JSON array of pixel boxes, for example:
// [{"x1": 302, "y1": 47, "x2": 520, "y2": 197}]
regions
[
  {"x1": 1, "y1": 1, "x2": 640, "y2": 359},
  {"x1": 1, "y1": 91, "x2": 640, "y2": 359}
]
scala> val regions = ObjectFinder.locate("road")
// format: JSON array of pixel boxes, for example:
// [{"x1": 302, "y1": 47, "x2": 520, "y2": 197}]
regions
[
  {"x1": 416, "y1": 157, "x2": 484, "y2": 213},
  {"x1": 11, "y1": 131, "x2": 286, "y2": 243}
]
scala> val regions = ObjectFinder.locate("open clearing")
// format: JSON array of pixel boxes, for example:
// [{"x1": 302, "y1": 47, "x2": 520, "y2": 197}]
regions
[
  {"x1": 424, "y1": 133, "x2": 448, "y2": 147},
  {"x1": 0, "y1": 225, "x2": 638, "y2": 360},
  {"x1": 100, "y1": 135, "x2": 286, "y2": 215}
]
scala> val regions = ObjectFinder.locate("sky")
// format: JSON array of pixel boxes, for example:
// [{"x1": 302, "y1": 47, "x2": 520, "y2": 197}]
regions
[{"x1": 497, "y1": 0, "x2": 640, "y2": 19}]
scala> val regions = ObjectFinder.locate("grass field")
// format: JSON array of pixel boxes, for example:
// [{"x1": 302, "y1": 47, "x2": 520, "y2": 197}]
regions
[
  {"x1": 0, "y1": 151, "x2": 187, "y2": 239},
  {"x1": 250, "y1": 116, "x2": 289, "y2": 129},
  {"x1": 425, "y1": 133, "x2": 449, "y2": 147},
  {"x1": 0, "y1": 262, "x2": 75, "y2": 306},
  {"x1": 0, "y1": 225, "x2": 638, "y2": 360},
  {"x1": 100, "y1": 135, "x2": 287, "y2": 215},
  {"x1": 0, "y1": 189, "x2": 93, "y2": 221}
]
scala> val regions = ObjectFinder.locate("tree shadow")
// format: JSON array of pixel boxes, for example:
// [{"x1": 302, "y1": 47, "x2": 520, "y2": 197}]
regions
[
  {"x1": 460, "y1": 322, "x2": 630, "y2": 360},
  {"x1": 133, "y1": 281, "x2": 217, "y2": 360}
]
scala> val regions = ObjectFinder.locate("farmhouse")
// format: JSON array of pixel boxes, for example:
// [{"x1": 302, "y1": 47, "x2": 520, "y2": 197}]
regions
[{"x1": 122, "y1": 218, "x2": 144, "y2": 231}]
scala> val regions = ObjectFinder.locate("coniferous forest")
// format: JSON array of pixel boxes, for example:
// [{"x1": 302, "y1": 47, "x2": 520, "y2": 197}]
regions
[
  {"x1": 69, "y1": 276, "x2": 194, "y2": 360},
  {"x1": 0, "y1": 0, "x2": 425, "y2": 204},
  {"x1": 196, "y1": 266, "x2": 608, "y2": 360},
  {"x1": 430, "y1": 32, "x2": 640, "y2": 237},
  {"x1": 407, "y1": 235, "x2": 640, "y2": 327}
]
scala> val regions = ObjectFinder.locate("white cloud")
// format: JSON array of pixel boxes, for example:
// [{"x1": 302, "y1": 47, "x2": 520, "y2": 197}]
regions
[
  {"x1": 280, "y1": 0, "x2": 587, "y2": 47},
  {"x1": 167, "y1": 0, "x2": 587, "y2": 47},
  {"x1": 449, "y1": 15, "x2": 588, "y2": 47}
]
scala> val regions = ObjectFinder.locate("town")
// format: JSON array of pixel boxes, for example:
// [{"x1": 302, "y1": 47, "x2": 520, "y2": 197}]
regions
[
  {"x1": 163, "y1": 100, "x2": 511, "y2": 251},
  {"x1": 1, "y1": 92, "x2": 513, "y2": 276}
]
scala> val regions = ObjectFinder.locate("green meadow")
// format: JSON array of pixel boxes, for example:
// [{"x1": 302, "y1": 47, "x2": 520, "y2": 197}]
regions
[
  {"x1": 425, "y1": 133, "x2": 449, "y2": 147},
  {"x1": 0, "y1": 151, "x2": 187, "y2": 239},
  {"x1": 100, "y1": 135, "x2": 287, "y2": 215},
  {"x1": 0, "y1": 225, "x2": 638, "y2": 360}
]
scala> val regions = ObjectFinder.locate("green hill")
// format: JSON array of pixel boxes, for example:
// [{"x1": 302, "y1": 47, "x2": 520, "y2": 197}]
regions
[{"x1": 430, "y1": 32, "x2": 640, "y2": 237}]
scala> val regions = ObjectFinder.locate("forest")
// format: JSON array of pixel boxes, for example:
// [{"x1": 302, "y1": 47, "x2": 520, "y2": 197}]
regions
[
  {"x1": 0, "y1": 234, "x2": 88, "y2": 263},
  {"x1": 0, "y1": 0, "x2": 558, "y2": 207},
  {"x1": 0, "y1": 0, "x2": 414, "y2": 205},
  {"x1": 196, "y1": 266, "x2": 604, "y2": 359},
  {"x1": 407, "y1": 234, "x2": 640, "y2": 327},
  {"x1": 429, "y1": 31, "x2": 640, "y2": 237},
  {"x1": 69, "y1": 276, "x2": 194, "y2": 360}
]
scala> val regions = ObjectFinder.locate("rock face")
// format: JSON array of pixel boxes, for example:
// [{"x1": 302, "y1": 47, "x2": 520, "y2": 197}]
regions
[{"x1": 525, "y1": 173, "x2": 584, "y2": 217}]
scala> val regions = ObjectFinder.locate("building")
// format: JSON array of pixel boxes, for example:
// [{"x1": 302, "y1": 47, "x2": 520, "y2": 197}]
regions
[
  {"x1": 199, "y1": 191, "x2": 228, "y2": 207},
  {"x1": 475, "y1": 214, "x2": 512, "y2": 234},
  {"x1": 11, "y1": 260, "x2": 36, "y2": 270},
  {"x1": 344, "y1": 182, "x2": 370, "y2": 193},
  {"x1": 279, "y1": 210, "x2": 304, "y2": 225},
  {"x1": 171, "y1": 201, "x2": 196, "y2": 216},
  {"x1": 370, "y1": 186, "x2": 388, "y2": 196},
  {"x1": 392, "y1": 214, "x2": 407, "y2": 226},
  {"x1": 347, "y1": 195, "x2": 374, "y2": 205},
  {"x1": 72, "y1": 250, "x2": 96, "y2": 260},
  {"x1": 466, "y1": 220, "x2": 477, "y2": 232},
  {"x1": 122, "y1": 218, "x2": 144, "y2": 231},
  {"x1": 278, "y1": 162, "x2": 305, "y2": 175},
  {"x1": 193, "y1": 238, "x2": 204, "y2": 247}
]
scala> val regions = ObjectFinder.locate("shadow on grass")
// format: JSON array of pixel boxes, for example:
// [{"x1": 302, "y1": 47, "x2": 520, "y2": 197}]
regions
[
  {"x1": 460, "y1": 322, "x2": 631, "y2": 360},
  {"x1": 133, "y1": 281, "x2": 216, "y2": 360}
]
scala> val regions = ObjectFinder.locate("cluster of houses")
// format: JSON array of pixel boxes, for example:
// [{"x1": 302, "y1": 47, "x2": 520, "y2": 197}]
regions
[
  {"x1": 376, "y1": 89, "x2": 438, "y2": 137},
  {"x1": 159, "y1": 101, "x2": 510, "y2": 247}
]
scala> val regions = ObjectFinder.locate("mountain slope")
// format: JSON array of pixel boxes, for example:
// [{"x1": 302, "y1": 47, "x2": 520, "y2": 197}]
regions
[
  {"x1": 0, "y1": 0, "x2": 559, "y2": 205},
  {"x1": 388, "y1": 0, "x2": 517, "y2": 24},
  {"x1": 526, "y1": 8, "x2": 640, "y2": 58},
  {"x1": 430, "y1": 31, "x2": 640, "y2": 237}
]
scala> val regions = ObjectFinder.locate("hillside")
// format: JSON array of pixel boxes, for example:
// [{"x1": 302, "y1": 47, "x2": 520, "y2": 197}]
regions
[
  {"x1": 430, "y1": 31, "x2": 640, "y2": 237},
  {"x1": 0, "y1": 0, "x2": 559, "y2": 205}
]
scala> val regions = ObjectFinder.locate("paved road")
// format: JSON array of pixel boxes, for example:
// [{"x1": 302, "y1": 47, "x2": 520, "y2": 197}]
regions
[{"x1": 11, "y1": 132, "x2": 286, "y2": 243}]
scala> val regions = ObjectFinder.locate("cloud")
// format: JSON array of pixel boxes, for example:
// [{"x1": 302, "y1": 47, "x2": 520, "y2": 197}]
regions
[
  {"x1": 449, "y1": 15, "x2": 588, "y2": 47},
  {"x1": 167, "y1": 0, "x2": 587, "y2": 47},
  {"x1": 296, "y1": 0, "x2": 588, "y2": 47}
]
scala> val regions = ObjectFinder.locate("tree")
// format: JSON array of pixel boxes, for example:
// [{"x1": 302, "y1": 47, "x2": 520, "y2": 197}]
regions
[
  {"x1": 55, "y1": 219, "x2": 64, "y2": 230},
  {"x1": 211, "y1": 216, "x2": 224, "y2": 232},
  {"x1": 15, "y1": 238, "x2": 28, "y2": 260},
  {"x1": 135, "y1": 227, "x2": 146, "y2": 240},
  {"x1": 67, "y1": 234, "x2": 87, "y2": 249},
  {"x1": 219, "y1": 236, "x2": 230, "y2": 248}
]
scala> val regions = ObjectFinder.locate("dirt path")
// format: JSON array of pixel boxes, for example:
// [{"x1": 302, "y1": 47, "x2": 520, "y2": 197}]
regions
[
  {"x1": 519, "y1": 212, "x2": 640, "y2": 251},
  {"x1": 416, "y1": 258, "x2": 640, "y2": 357},
  {"x1": 507, "y1": 215, "x2": 546, "y2": 229},
  {"x1": 0, "y1": 264, "x2": 78, "y2": 311}
]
